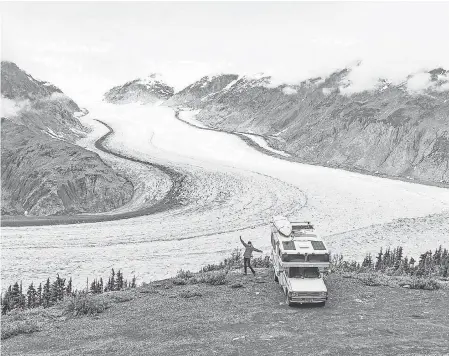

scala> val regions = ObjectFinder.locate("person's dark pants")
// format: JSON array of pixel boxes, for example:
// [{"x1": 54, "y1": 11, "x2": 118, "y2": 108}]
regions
[{"x1": 244, "y1": 257, "x2": 255, "y2": 275}]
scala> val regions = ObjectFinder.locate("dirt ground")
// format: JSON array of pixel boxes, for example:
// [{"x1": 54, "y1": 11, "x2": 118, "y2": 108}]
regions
[{"x1": 3, "y1": 269, "x2": 449, "y2": 356}]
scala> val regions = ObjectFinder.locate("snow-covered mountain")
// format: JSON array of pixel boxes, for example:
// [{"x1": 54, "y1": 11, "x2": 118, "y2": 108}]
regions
[
  {"x1": 104, "y1": 74, "x2": 174, "y2": 104},
  {"x1": 1, "y1": 62, "x2": 133, "y2": 216},
  {"x1": 166, "y1": 67, "x2": 449, "y2": 186},
  {"x1": 165, "y1": 74, "x2": 239, "y2": 108}
]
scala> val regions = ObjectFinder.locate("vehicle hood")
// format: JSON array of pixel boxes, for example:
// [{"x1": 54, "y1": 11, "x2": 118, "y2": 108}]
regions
[{"x1": 287, "y1": 278, "x2": 327, "y2": 292}]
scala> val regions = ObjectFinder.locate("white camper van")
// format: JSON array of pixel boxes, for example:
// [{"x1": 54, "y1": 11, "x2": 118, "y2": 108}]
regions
[{"x1": 271, "y1": 217, "x2": 330, "y2": 306}]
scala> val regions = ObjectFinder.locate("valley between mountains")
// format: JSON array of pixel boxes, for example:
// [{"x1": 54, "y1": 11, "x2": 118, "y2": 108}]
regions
[
  {"x1": 2, "y1": 62, "x2": 449, "y2": 291},
  {"x1": 2, "y1": 101, "x2": 449, "y2": 290}
]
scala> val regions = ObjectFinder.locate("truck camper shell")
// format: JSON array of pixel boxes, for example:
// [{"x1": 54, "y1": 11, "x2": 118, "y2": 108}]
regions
[{"x1": 270, "y1": 220, "x2": 330, "y2": 270}]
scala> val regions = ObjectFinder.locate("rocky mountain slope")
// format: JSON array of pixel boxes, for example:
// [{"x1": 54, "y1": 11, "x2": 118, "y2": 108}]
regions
[
  {"x1": 1, "y1": 61, "x2": 133, "y2": 216},
  {"x1": 1, "y1": 61, "x2": 86, "y2": 140},
  {"x1": 167, "y1": 68, "x2": 449, "y2": 186},
  {"x1": 104, "y1": 74, "x2": 174, "y2": 104}
]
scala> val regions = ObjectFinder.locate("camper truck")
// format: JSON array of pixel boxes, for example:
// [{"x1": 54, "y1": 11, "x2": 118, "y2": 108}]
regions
[{"x1": 271, "y1": 216, "x2": 330, "y2": 306}]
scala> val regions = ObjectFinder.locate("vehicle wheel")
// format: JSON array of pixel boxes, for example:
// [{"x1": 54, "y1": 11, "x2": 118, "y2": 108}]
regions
[
  {"x1": 286, "y1": 295, "x2": 292, "y2": 306},
  {"x1": 273, "y1": 272, "x2": 278, "y2": 283},
  {"x1": 319, "y1": 301, "x2": 326, "y2": 307}
]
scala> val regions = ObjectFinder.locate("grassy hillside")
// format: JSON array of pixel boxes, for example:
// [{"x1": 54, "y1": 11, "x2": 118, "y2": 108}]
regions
[{"x1": 2, "y1": 266, "x2": 449, "y2": 356}]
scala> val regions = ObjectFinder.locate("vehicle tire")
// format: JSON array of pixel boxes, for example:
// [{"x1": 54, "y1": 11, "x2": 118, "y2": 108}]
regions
[
  {"x1": 273, "y1": 272, "x2": 278, "y2": 283},
  {"x1": 286, "y1": 294, "x2": 292, "y2": 307},
  {"x1": 319, "y1": 301, "x2": 326, "y2": 307}
]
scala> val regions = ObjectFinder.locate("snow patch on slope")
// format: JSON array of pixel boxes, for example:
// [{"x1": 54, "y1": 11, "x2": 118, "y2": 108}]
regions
[
  {"x1": 282, "y1": 87, "x2": 298, "y2": 95},
  {"x1": 177, "y1": 110, "x2": 207, "y2": 128},
  {"x1": 239, "y1": 133, "x2": 291, "y2": 157}
]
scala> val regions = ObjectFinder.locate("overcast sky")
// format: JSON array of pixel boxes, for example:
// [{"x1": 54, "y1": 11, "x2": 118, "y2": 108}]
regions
[{"x1": 2, "y1": 1, "x2": 449, "y2": 105}]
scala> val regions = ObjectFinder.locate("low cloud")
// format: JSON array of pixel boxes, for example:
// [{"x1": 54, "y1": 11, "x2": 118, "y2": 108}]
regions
[
  {"x1": 282, "y1": 87, "x2": 298, "y2": 95},
  {"x1": 322, "y1": 88, "x2": 334, "y2": 96},
  {"x1": 406, "y1": 73, "x2": 432, "y2": 93},
  {"x1": 1, "y1": 97, "x2": 30, "y2": 117},
  {"x1": 49, "y1": 92, "x2": 67, "y2": 100}
]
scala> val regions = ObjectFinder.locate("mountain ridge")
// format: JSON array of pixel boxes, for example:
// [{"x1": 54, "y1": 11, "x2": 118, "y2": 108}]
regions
[
  {"x1": 1, "y1": 61, "x2": 134, "y2": 216},
  {"x1": 163, "y1": 67, "x2": 449, "y2": 186}
]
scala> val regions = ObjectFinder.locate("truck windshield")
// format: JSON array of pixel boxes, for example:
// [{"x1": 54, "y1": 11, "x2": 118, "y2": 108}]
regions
[
  {"x1": 289, "y1": 267, "x2": 320, "y2": 278},
  {"x1": 308, "y1": 254, "x2": 330, "y2": 262},
  {"x1": 281, "y1": 254, "x2": 306, "y2": 262}
]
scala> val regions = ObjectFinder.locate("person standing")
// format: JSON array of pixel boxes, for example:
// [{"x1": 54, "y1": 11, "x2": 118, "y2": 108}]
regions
[{"x1": 239, "y1": 236, "x2": 262, "y2": 275}]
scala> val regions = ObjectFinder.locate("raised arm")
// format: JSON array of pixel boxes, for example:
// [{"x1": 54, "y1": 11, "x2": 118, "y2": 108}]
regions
[
  {"x1": 254, "y1": 248, "x2": 263, "y2": 253},
  {"x1": 240, "y1": 236, "x2": 248, "y2": 247}
]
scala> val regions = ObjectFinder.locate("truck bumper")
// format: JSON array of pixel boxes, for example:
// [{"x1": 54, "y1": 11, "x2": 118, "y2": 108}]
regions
[{"x1": 289, "y1": 296, "x2": 327, "y2": 304}]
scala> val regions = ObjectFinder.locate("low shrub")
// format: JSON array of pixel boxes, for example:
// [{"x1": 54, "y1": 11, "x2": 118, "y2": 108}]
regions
[
  {"x1": 230, "y1": 282, "x2": 244, "y2": 289},
  {"x1": 407, "y1": 278, "x2": 441, "y2": 290},
  {"x1": 179, "y1": 290, "x2": 202, "y2": 298},
  {"x1": 65, "y1": 293, "x2": 109, "y2": 316},
  {"x1": 172, "y1": 278, "x2": 188, "y2": 286},
  {"x1": 359, "y1": 273, "x2": 381, "y2": 287},
  {"x1": 252, "y1": 255, "x2": 271, "y2": 268},
  {"x1": 188, "y1": 271, "x2": 228, "y2": 286},
  {"x1": 200, "y1": 248, "x2": 243, "y2": 272},
  {"x1": 1, "y1": 320, "x2": 40, "y2": 340},
  {"x1": 176, "y1": 269, "x2": 194, "y2": 280},
  {"x1": 200, "y1": 271, "x2": 227, "y2": 285}
]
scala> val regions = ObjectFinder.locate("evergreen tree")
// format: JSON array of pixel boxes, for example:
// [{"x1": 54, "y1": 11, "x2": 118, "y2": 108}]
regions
[
  {"x1": 131, "y1": 275, "x2": 136, "y2": 288},
  {"x1": 394, "y1": 247, "x2": 403, "y2": 269},
  {"x1": 56, "y1": 274, "x2": 65, "y2": 301},
  {"x1": 19, "y1": 281, "x2": 26, "y2": 308},
  {"x1": 11, "y1": 282, "x2": 21, "y2": 310},
  {"x1": 1, "y1": 293, "x2": 8, "y2": 314},
  {"x1": 402, "y1": 256, "x2": 409, "y2": 273},
  {"x1": 116, "y1": 270, "x2": 124, "y2": 290},
  {"x1": 42, "y1": 278, "x2": 52, "y2": 308},
  {"x1": 434, "y1": 246, "x2": 442, "y2": 266},
  {"x1": 375, "y1": 248, "x2": 383, "y2": 270},
  {"x1": 50, "y1": 279, "x2": 58, "y2": 303},
  {"x1": 37, "y1": 283, "x2": 43, "y2": 307},
  {"x1": 383, "y1": 248, "x2": 391, "y2": 268},
  {"x1": 90, "y1": 279, "x2": 97, "y2": 294},
  {"x1": 443, "y1": 263, "x2": 449, "y2": 278},
  {"x1": 26, "y1": 283, "x2": 37, "y2": 308},
  {"x1": 110, "y1": 269, "x2": 116, "y2": 291},
  {"x1": 66, "y1": 277, "x2": 72, "y2": 296},
  {"x1": 2, "y1": 286, "x2": 12, "y2": 314},
  {"x1": 362, "y1": 254, "x2": 373, "y2": 268}
]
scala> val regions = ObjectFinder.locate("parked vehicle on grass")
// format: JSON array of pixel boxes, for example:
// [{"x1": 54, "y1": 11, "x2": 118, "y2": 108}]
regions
[{"x1": 271, "y1": 217, "x2": 330, "y2": 306}]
